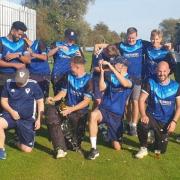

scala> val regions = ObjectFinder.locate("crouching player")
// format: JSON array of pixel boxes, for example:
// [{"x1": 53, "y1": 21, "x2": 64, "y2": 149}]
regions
[
  {"x1": 135, "y1": 61, "x2": 180, "y2": 159},
  {"x1": 87, "y1": 56, "x2": 133, "y2": 160},
  {"x1": 0, "y1": 68, "x2": 44, "y2": 160},
  {"x1": 46, "y1": 56, "x2": 92, "y2": 159}
]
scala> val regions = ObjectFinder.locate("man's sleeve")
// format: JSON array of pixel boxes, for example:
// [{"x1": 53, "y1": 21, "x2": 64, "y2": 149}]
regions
[
  {"x1": 1, "y1": 82, "x2": 9, "y2": 98},
  {"x1": 33, "y1": 83, "x2": 44, "y2": 100},
  {"x1": 176, "y1": 86, "x2": 180, "y2": 98},
  {"x1": 84, "y1": 78, "x2": 93, "y2": 99}
]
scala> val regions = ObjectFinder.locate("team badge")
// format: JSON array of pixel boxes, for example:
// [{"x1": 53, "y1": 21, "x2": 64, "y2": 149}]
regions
[
  {"x1": 25, "y1": 88, "x2": 30, "y2": 94},
  {"x1": 20, "y1": 72, "x2": 25, "y2": 77}
]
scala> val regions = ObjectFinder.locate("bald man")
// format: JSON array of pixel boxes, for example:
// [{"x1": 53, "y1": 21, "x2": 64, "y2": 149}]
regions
[{"x1": 135, "y1": 61, "x2": 180, "y2": 159}]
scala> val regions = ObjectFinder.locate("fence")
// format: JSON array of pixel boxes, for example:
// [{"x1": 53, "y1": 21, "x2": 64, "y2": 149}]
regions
[{"x1": 0, "y1": 0, "x2": 36, "y2": 40}]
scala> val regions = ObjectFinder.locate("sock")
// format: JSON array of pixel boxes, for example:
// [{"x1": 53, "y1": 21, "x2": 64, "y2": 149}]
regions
[
  {"x1": 132, "y1": 123, "x2": 137, "y2": 127},
  {"x1": 90, "y1": 137, "x2": 97, "y2": 149}
]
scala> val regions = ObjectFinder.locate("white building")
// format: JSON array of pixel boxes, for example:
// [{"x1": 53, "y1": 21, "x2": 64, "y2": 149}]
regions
[{"x1": 0, "y1": 0, "x2": 36, "y2": 40}]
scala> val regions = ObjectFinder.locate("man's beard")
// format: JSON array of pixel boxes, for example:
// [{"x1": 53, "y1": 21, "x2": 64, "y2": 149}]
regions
[{"x1": 12, "y1": 34, "x2": 18, "y2": 42}]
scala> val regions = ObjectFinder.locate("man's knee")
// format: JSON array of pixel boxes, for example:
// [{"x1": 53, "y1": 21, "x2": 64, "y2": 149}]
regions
[
  {"x1": 18, "y1": 144, "x2": 33, "y2": 153},
  {"x1": 0, "y1": 118, "x2": 8, "y2": 130},
  {"x1": 89, "y1": 110, "x2": 101, "y2": 124},
  {"x1": 112, "y1": 141, "x2": 121, "y2": 151},
  {"x1": 46, "y1": 105, "x2": 60, "y2": 125}
]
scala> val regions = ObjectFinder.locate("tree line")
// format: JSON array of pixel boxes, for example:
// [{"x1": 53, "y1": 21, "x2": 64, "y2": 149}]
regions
[{"x1": 23, "y1": 0, "x2": 180, "y2": 47}]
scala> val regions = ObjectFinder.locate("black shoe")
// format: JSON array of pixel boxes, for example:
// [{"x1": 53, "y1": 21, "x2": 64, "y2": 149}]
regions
[{"x1": 87, "y1": 148, "x2": 99, "y2": 160}]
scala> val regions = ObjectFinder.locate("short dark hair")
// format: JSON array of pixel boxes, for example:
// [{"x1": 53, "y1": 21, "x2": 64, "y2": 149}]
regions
[
  {"x1": 71, "y1": 56, "x2": 86, "y2": 65},
  {"x1": 11, "y1": 21, "x2": 27, "y2": 32},
  {"x1": 127, "y1": 27, "x2": 137, "y2": 35},
  {"x1": 104, "y1": 44, "x2": 120, "y2": 57}
]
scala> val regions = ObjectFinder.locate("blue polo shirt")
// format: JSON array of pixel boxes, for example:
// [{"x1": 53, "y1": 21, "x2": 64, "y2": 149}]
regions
[
  {"x1": 117, "y1": 39, "x2": 150, "y2": 81},
  {"x1": 142, "y1": 45, "x2": 176, "y2": 79},
  {"x1": 1, "y1": 79, "x2": 43, "y2": 119},
  {"x1": 61, "y1": 72, "x2": 92, "y2": 113},
  {"x1": 0, "y1": 37, "x2": 29, "y2": 74},
  {"x1": 142, "y1": 77, "x2": 180, "y2": 123},
  {"x1": 100, "y1": 72, "x2": 132, "y2": 115},
  {"x1": 27, "y1": 40, "x2": 50, "y2": 75},
  {"x1": 51, "y1": 41, "x2": 81, "y2": 77}
]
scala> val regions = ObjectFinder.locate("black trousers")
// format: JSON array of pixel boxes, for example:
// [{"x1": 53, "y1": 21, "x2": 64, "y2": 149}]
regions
[
  {"x1": 46, "y1": 105, "x2": 88, "y2": 151},
  {"x1": 137, "y1": 113, "x2": 169, "y2": 153}
]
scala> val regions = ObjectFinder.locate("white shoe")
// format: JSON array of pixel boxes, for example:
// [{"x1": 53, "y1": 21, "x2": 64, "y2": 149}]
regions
[
  {"x1": 135, "y1": 147, "x2": 148, "y2": 159},
  {"x1": 176, "y1": 137, "x2": 180, "y2": 143},
  {"x1": 56, "y1": 149, "x2": 67, "y2": 159}
]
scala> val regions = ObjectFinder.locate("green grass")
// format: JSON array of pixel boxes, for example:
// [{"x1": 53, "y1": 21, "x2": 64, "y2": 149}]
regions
[{"x1": 0, "y1": 52, "x2": 180, "y2": 180}]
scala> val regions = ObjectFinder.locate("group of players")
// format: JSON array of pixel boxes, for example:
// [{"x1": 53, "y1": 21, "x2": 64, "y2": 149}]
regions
[{"x1": 0, "y1": 21, "x2": 179, "y2": 161}]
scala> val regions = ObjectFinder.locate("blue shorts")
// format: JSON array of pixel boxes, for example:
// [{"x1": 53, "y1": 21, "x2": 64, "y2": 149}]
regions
[
  {"x1": 99, "y1": 107, "x2": 123, "y2": 142},
  {"x1": 1, "y1": 112, "x2": 35, "y2": 147}
]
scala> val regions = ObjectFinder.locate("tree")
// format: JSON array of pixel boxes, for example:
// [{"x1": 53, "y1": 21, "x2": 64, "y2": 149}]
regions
[{"x1": 159, "y1": 18, "x2": 180, "y2": 43}]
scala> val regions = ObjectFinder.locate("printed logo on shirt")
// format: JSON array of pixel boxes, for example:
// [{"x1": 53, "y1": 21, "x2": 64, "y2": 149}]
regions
[
  {"x1": 11, "y1": 89, "x2": 15, "y2": 93},
  {"x1": 25, "y1": 88, "x2": 30, "y2": 94},
  {"x1": 20, "y1": 72, "x2": 25, "y2": 77}
]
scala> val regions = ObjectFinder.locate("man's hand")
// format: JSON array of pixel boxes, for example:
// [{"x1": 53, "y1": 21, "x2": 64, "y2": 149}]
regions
[
  {"x1": 164, "y1": 43, "x2": 172, "y2": 51},
  {"x1": 167, "y1": 121, "x2": 176, "y2": 133},
  {"x1": 46, "y1": 97, "x2": 55, "y2": 105},
  {"x1": 141, "y1": 115, "x2": 149, "y2": 124},
  {"x1": 5, "y1": 53, "x2": 20, "y2": 61},
  {"x1": 60, "y1": 106, "x2": 73, "y2": 116},
  {"x1": 10, "y1": 110, "x2": 20, "y2": 120},
  {"x1": 13, "y1": 63, "x2": 26, "y2": 69},
  {"x1": 58, "y1": 45, "x2": 69, "y2": 51},
  {"x1": 34, "y1": 119, "x2": 41, "y2": 130}
]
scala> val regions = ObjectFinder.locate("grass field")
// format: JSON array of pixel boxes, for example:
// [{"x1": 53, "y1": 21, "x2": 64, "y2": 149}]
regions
[{"x1": 0, "y1": 52, "x2": 180, "y2": 180}]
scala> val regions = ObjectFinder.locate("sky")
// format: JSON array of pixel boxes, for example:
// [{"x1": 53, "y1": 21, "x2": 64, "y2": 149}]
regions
[
  {"x1": 85, "y1": 0, "x2": 180, "y2": 40},
  {"x1": 11, "y1": 0, "x2": 180, "y2": 40}
]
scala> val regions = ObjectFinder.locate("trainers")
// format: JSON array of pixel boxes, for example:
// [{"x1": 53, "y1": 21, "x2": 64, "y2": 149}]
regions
[
  {"x1": 0, "y1": 148, "x2": 6, "y2": 160},
  {"x1": 130, "y1": 125, "x2": 137, "y2": 136},
  {"x1": 176, "y1": 136, "x2": 180, "y2": 143},
  {"x1": 87, "y1": 148, "x2": 99, "y2": 160},
  {"x1": 135, "y1": 147, "x2": 148, "y2": 159},
  {"x1": 56, "y1": 149, "x2": 67, "y2": 159}
]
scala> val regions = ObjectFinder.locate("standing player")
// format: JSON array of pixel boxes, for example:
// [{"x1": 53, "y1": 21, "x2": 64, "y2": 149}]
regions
[
  {"x1": 87, "y1": 56, "x2": 133, "y2": 160},
  {"x1": 48, "y1": 28, "x2": 83, "y2": 95},
  {"x1": 24, "y1": 36, "x2": 50, "y2": 98},
  {"x1": 0, "y1": 68, "x2": 44, "y2": 159},
  {"x1": 0, "y1": 21, "x2": 31, "y2": 111},
  {"x1": 135, "y1": 61, "x2": 180, "y2": 159},
  {"x1": 142, "y1": 29, "x2": 176, "y2": 80}
]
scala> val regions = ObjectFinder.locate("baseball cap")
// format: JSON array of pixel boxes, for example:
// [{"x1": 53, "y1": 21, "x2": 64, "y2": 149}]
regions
[
  {"x1": 64, "y1": 28, "x2": 77, "y2": 40},
  {"x1": 15, "y1": 68, "x2": 29, "y2": 85},
  {"x1": 114, "y1": 55, "x2": 129, "y2": 67}
]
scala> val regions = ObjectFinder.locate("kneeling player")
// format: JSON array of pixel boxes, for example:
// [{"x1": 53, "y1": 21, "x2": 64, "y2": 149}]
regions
[
  {"x1": 0, "y1": 68, "x2": 44, "y2": 160},
  {"x1": 135, "y1": 61, "x2": 180, "y2": 159},
  {"x1": 87, "y1": 56, "x2": 133, "y2": 160}
]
